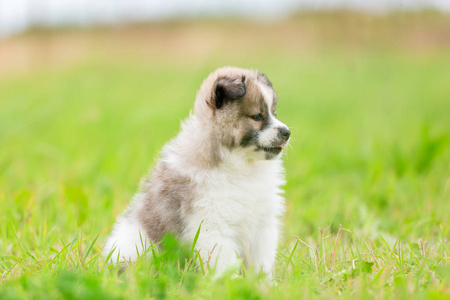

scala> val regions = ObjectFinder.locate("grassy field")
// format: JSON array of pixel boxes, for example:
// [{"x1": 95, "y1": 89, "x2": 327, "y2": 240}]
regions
[{"x1": 1, "y1": 12, "x2": 450, "y2": 299}]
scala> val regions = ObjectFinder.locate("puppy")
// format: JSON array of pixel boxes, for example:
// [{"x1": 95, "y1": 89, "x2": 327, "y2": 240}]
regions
[{"x1": 104, "y1": 67, "x2": 290, "y2": 277}]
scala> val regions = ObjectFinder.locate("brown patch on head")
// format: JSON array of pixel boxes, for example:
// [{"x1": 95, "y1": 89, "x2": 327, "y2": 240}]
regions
[{"x1": 195, "y1": 67, "x2": 260, "y2": 121}]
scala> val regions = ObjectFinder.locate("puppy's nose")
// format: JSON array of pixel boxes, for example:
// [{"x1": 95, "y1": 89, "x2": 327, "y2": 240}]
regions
[{"x1": 278, "y1": 127, "x2": 291, "y2": 141}]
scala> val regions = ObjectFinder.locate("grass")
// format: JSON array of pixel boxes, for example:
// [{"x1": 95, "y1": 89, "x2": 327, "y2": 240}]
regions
[{"x1": 1, "y1": 12, "x2": 450, "y2": 299}]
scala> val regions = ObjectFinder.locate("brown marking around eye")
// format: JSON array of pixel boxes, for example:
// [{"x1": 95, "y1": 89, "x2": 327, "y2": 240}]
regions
[
  {"x1": 238, "y1": 79, "x2": 264, "y2": 115},
  {"x1": 236, "y1": 79, "x2": 272, "y2": 132}
]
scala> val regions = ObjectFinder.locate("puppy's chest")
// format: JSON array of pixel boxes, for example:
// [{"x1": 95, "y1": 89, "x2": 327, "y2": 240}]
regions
[{"x1": 189, "y1": 167, "x2": 284, "y2": 223}]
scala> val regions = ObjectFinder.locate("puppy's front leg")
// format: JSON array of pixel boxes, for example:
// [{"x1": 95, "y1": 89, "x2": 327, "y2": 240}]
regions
[
  {"x1": 194, "y1": 231, "x2": 241, "y2": 273},
  {"x1": 251, "y1": 224, "x2": 279, "y2": 280}
]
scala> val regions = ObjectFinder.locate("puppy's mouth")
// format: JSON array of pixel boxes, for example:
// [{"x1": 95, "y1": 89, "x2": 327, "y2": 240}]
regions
[{"x1": 257, "y1": 146, "x2": 283, "y2": 155}]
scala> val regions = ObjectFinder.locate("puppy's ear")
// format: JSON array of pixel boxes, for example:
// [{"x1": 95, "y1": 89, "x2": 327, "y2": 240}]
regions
[
  {"x1": 257, "y1": 72, "x2": 273, "y2": 87},
  {"x1": 210, "y1": 75, "x2": 246, "y2": 109}
]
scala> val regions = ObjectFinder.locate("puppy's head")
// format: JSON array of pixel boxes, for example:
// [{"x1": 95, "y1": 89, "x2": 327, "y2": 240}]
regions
[{"x1": 195, "y1": 67, "x2": 290, "y2": 160}]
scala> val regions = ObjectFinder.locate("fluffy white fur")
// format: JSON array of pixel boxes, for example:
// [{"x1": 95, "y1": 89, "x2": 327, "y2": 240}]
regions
[{"x1": 173, "y1": 146, "x2": 286, "y2": 274}]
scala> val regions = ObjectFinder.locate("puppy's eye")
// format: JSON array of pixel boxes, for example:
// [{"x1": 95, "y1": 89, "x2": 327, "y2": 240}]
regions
[{"x1": 250, "y1": 113, "x2": 263, "y2": 121}]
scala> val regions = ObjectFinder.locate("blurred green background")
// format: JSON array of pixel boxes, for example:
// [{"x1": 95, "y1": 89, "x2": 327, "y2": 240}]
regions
[{"x1": 1, "y1": 11, "x2": 450, "y2": 299}]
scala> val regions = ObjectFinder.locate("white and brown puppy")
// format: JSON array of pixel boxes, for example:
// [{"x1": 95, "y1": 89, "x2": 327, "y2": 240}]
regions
[{"x1": 104, "y1": 67, "x2": 290, "y2": 277}]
